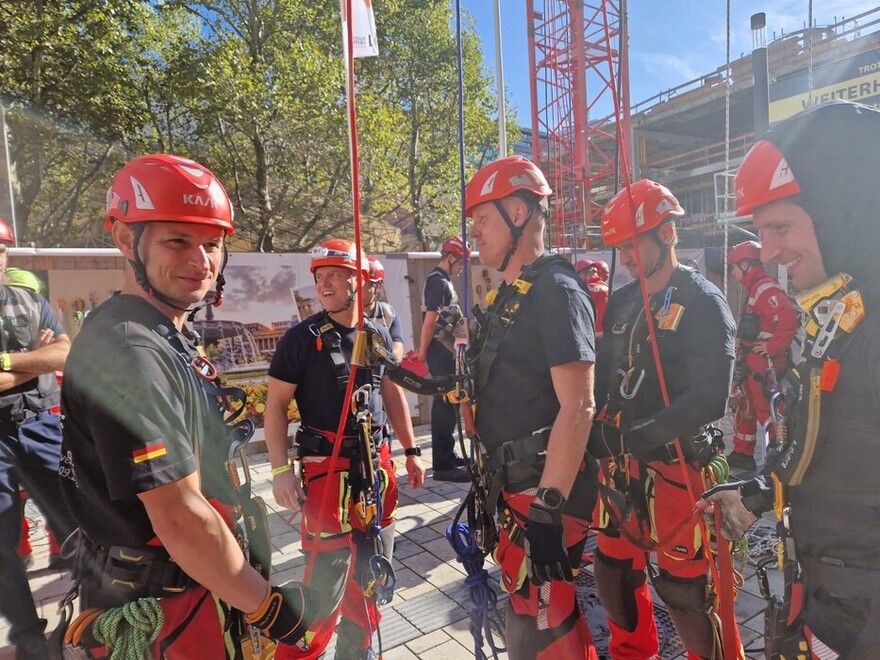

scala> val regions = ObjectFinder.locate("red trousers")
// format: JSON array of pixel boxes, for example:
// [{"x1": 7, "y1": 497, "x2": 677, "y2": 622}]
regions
[
  {"x1": 276, "y1": 445, "x2": 397, "y2": 659},
  {"x1": 595, "y1": 460, "x2": 742, "y2": 659},
  {"x1": 732, "y1": 371, "x2": 771, "y2": 457},
  {"x1": 493, "y1": 491, "x2": 597, "y2": 660}
]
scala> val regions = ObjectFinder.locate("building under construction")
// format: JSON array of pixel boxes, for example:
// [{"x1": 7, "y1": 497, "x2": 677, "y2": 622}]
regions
[{"x1": 525, "y1": 6, "x2": 880, "y2": 250}]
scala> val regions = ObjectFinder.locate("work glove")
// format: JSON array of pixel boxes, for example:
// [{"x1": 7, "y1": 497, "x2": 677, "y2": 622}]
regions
[
  {"x1": 524, "y1": 497, "x2": 573, "y2": 586},
  {"x1": 701, "y1": 480, "x2": 770, "y2": 541},
  {"x1": 246, "y1": 583, "x2": 316, "y2": 645}
]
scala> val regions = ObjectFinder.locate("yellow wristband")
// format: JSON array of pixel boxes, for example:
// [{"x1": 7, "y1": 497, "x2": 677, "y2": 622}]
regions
[
  {"x1": 271, "y1": 464, "x2": 292, "y2": 476},
  {"x1": 0, "y1": 353, "x2": 11, "y2": 372}
]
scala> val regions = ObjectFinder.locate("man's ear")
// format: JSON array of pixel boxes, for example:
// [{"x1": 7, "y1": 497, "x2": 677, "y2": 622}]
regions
[
  {"x1": 658, "y1": 222, "x2": 675, "y2": 246},
  {"x1": 111, "y1": 221, "x2": 136, "y2": 260},
  {"x1": 510, "y1": 197, "x2": 532, "y2": 227}
]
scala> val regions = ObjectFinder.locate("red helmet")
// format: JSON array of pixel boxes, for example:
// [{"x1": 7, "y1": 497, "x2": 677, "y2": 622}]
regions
[
  {"x1": 0, "y1": 218, "x2": 14, "y2": 245},
  {"x1": 105, "y1": 154, "x2": 234, "y2": 234},
  {"x1": 728, "y1": 240, "x2": 762, "y2": 265},
  {"x1": 593, "y1": 260, "x2": 610, "y2": 280},
  {"x1": 310, "y1": 238, "x2": 369, "y2": 277},
  {"x1": 574, "y1": 258, "x2": 593, "y2": 274},
  {"x1": 441, "y1": 236, "x2": 471, "y2": 259},
  {"x1": 464, "y1": 155, "x2": 552, "y2": 217},
  {"x1": 367, "y1": 256, "x2": 385, "y2": 283},
  {"x1": 734, "y1": 140, "x2": 801, "y2": 217},
  {"x1": 601, "y1": 179, "x2": 684, "y2": 247}
]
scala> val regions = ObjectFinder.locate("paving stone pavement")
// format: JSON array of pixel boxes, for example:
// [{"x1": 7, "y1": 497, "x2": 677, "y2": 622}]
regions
[{"x1": 2, "y1": 420, "x2": 780, "y2": 659}]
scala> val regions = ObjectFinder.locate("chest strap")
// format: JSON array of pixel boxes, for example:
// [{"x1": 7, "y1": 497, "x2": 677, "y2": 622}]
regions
[{"x1": 471, "y1": 255, "x2": 571, "y2": 393}]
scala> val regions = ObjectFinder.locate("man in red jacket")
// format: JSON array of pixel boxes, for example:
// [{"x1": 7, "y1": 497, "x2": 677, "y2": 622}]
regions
[
  {"x1": 727, "y1": 240, "x2": 798, "y2": 471},
  {"x1": 586, "y1": 261, "x2": 609, "y2": 341}
]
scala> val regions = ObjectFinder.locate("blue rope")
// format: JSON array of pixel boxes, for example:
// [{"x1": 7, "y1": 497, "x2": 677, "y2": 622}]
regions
[
  {"x1": 453, "y1": 0, "x2": 470, "y2": 315},
  {"x1": 446, "y1": 522, "x2": 506, "y2": 660}
]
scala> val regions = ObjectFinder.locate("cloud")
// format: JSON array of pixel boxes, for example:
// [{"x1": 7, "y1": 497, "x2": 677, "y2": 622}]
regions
[
  {"x1": 222, "y1": 264, "x2": 297, "y2": 310},
  {"x1": 633, "y1": 51, "x2": 700, "y2": 83}
]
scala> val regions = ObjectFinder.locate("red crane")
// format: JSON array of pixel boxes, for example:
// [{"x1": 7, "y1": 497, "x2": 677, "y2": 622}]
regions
[{"x1": 527, "y1": 0, "x2": 630, "y2": 250}]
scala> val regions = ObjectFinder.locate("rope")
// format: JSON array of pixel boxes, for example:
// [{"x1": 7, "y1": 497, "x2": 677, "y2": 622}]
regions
[
  {"x1": 92, "y1": 598, "x2": 165, "y2": 660},
  {"x1": 454, "y1": 0, "x2": 470, "y2": 317},
  {"x1": 446, "y1": 522, "x2": 506, "y2": 660},
  {"x1": 303, "y1": 3, "x2": 372, "y2": 650},
  {"x1": 723, "y1": 0, "x2": 731, "y2": 299},
  {"x1": 601, "y1": 2, "x2": 741, "y2": 654}
]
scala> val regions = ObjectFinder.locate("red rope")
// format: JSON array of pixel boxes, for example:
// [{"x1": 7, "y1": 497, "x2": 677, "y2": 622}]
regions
[
  {"x1": 599, "y1": 5, "x2": 740, "y2": 657},
  {"x1": 302, "y1": 0, "x2": 367, "y2": 598}
]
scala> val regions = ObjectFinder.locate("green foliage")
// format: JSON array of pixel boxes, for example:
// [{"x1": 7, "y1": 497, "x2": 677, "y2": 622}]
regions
[{"x1": 0, "y1": 0, "x2": 510, "y2": 250}]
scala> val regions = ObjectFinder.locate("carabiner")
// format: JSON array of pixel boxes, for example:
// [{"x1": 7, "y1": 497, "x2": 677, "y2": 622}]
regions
[{"x1": 617, "y1": 367, "x2": 645, "y2": 400}]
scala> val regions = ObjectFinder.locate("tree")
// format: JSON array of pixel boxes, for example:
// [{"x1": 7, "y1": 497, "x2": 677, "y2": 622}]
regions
[
  {"x1": 1, "y1": 0, "x2": 511, "y2": 251},
  {"x1": 0, "y1": 0, "x2": 166, "y2": 245}
]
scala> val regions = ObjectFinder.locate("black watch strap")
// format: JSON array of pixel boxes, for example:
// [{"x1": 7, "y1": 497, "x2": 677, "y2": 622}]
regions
[{"x1": 404, "y1": 446, "x2": 422, "y2": 457}]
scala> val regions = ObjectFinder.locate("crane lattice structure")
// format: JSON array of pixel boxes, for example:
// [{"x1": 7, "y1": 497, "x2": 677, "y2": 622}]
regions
[{"x1": 527, "y1": 0, "x2": 630, "y2": 249}]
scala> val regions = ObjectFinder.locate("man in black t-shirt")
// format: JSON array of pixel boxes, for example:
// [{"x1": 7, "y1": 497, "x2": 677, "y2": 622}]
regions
[
  {"x1": 60, "y1": 155, "x2": 314, "y2": 658},
  {"x1": 418, "y1": 236, "x2": 470, "y2": 482},
  {"x1": 266, "y1": 239, "x2": 424, "y2": 660},
  {"x1": 466, "y1": 156, "x2": 598, "y2": 659}
]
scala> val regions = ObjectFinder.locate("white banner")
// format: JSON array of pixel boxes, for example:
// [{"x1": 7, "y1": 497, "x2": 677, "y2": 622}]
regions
[{"x1": 341, "y1": 0, "x2": 379, "y2": 58}]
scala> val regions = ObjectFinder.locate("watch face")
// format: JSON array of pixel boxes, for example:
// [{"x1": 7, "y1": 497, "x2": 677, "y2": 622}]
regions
[{"x1": 539, "y1": 488, "x2": 564, "y2": 509}]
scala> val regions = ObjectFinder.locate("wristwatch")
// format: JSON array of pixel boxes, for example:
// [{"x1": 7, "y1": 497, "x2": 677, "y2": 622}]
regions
[
  {"x1": 534, "y1": 487, "x2": 566, "y2": 512},
  {"x1": 0, "y1": 353, "x2": 11, "y2": 372},
  {"x1": 404, "y1": 446, "x2": 422, "y2": 457}
]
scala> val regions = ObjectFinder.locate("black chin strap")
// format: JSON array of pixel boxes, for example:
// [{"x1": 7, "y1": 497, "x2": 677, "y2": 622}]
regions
[
  {"x1": 129, "y1": 223, "x2": 228, "y2": 323},
  {"x1": 493, "y1": 199, "x2": 540, "y2": 272},
  {"x1": 641, "y1": 229, "x2": 671, "y2": 280}
]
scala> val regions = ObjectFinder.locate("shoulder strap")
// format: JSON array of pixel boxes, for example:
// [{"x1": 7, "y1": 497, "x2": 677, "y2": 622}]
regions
[{"x1": 472, "y1": 255, "x2": 563, "y2": 392}]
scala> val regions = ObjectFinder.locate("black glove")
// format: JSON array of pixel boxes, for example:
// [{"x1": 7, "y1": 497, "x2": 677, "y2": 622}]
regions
[
  {"x1": 523, "y1": 491, "x2": 573, "y2": 586},
  {"x1": 246, "y1": 583, "x2": 316, "y2": 645}
]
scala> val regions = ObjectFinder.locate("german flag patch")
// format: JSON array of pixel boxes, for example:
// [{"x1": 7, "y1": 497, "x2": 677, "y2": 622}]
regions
[{"x1": 133, "y1": 442, "x2": 167, "y2": 464}]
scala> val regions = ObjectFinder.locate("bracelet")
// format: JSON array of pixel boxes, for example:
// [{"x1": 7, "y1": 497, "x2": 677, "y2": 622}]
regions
[
  {"x1": 0, "y1": 353, "x2": 11, "y2": 372},
  {"x1": 271, "y1": 464, "x2": 292, "y2": 476}
]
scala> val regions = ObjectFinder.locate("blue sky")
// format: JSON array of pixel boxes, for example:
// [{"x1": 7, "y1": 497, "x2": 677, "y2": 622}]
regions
[{"x1": 459, "y1": 0, "x2": 878, "y2": 125}]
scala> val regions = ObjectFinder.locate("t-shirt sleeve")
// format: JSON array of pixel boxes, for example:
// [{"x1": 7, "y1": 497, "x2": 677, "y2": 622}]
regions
[
  {"x1": 39, "y1": 296, "x2": 66, "y2": 336},
  {"x1": 268, "y1": 325, "x2": 310, "y2": 384},
  {"x1": 538, "y1": 275, "x2": 596, "y2": 368},
  {"x1": 85, "y1": 343, "x2": 197, "y2": 500},
  {"x1": 389, "y1": 311, "x2": 404, "y2": 345},
  {"x1": 423, "y1": 273, "x2": 450, "y2": 311}
]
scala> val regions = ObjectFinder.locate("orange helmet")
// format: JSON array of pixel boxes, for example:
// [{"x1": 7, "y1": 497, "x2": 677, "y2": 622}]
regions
[
  {"x1": 367, "y1": 256, "x2": 385, "y2": 283},
  {"x1": 441, "y1": 236, "x2": 471, "y2": 259},
  {"x1": 0, "y1": 218, "x2": 14, "y2": 245},
  {"x1": 105, "y1": 154, "x2": 234, "y2": 234},
  {"x1": 734, "y1": 140, "x2": 801, "y2": 217},
  {"x1": 575, "y1": 258, "x2": 593, "y2": 274},
  {"x1": 464, "y1": 156, "x2": 552, "y2": 217},
  {"x1": 601, "y1": 179, "x2": 684, "y2": 247},
  {"x1": 310, "y1": 239, "x2": 369, "y2": 278},
  {"x1": 728, "y1": 240, "x2": 762, "y2": 265}
]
